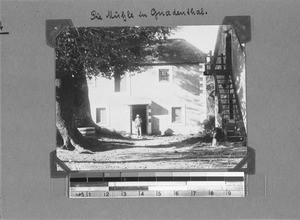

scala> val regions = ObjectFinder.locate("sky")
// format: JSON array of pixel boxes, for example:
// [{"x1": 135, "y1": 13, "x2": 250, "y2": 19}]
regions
[{"x1": 169, "y1": 25, "x2": 219, "y2": 54}]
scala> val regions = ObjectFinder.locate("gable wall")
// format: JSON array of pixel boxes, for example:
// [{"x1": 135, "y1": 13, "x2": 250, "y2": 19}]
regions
[
  {"x1": 231, "y1": 30, "x2": 247, "y2": 131},
  {"x1": 88, "y1": 64, "x2": 207, "y2": 135}
]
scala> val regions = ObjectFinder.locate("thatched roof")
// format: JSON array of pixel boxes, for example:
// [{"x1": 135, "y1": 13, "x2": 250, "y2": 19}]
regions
[{"x1": 150, "y1": 39, "x2": 206, "y2": 64}]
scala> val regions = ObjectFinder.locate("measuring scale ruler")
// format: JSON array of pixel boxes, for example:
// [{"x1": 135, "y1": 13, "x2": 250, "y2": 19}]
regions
[{"x1": 69, "y1": 171, "x2": 245, "y2": 198}]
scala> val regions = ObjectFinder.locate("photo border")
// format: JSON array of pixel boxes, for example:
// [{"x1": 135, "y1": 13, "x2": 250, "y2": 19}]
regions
[{"x1": 48, "y1": 16, "x2": 254, "y2": 178}]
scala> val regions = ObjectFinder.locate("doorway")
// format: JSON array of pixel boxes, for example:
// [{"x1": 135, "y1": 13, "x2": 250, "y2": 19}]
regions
[{"x1": 131, "y1": 105, "x2": 147, "y2": 135}]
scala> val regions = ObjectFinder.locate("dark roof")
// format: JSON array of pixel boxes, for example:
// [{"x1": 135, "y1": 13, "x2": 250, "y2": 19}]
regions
[{"x1": 150, "y1": 39, "x2": 206, "y2": 64}]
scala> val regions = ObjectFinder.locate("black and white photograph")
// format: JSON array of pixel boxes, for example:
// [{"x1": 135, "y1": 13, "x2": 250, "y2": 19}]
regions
[
  {"x1": 2, "y1": 0, "x2": 300, "y2": 218},
  {"x1": 55, "y1": 25, "x2": 248, "y2": 171}
]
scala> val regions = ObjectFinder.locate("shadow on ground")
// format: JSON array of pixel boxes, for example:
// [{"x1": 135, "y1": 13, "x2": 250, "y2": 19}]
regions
[
  {"x1": 56, "y1": 134, "x2": 248, "y2": 171},
  {"x1": 87, "y1": 135, "x2": 214, "y2": 152}
]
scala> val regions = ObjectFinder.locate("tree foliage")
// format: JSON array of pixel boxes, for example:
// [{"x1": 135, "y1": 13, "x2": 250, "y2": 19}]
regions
[{"x1": 55, "y1": 26, "x2": 175, "y2": 78}]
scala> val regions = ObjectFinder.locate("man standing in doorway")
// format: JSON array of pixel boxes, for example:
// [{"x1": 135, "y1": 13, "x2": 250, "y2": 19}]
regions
[{"x1": 135, "y1": 114, "x2": 142, "y2": 138}]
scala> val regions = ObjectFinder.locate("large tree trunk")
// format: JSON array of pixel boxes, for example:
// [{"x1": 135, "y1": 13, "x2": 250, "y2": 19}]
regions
[
  {"x1": 56, "y1": 73, "x2": 83, "y2": 150},
  {"x1": 55, "y1": 72, "x2": 108, "y2": 152},
  {"x1": 74, "y1": 73, "x2": 96, "y2": 127}
]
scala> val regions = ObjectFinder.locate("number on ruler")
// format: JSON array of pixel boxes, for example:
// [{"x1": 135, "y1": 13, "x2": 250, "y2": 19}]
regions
[
  {"x1": 86, "y1": 192, "x2": 92, "y2": 197},
  {"x1": 226, "y1": 190, "x2": 231, "y2": 196},
  {"x1": 121, "y1": 191, "x2": 127, "y2": 196},
  {"x1": 191, "y1": 191, "x2": 196, "y2": 196},
  {"x1": 139, "y1": 191, "x2": 145, "y2": 196},
  {"x1": 156, "y1": 191, "x2": 161, "y2": 196},
  {"x1": 104, "y1": 191, "x2": 110, "y2": 197},
  {"x1": 208, "y1": 190, "x2": 214, "y2": 196},
  {"x1": 174, "y1": 191, "x2": 180, "y2": 196},
  {"x1": 76, "y1": 192, "x2": 84, "y2": 197}
]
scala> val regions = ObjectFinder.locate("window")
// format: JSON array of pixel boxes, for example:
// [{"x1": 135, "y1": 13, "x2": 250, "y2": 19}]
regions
[
  {"x1": 156, "y1": 66, "x2": 172, "y2": 83},
  {"x1": 96, "y1": 108, "x2": 107, "y2": 124},
  {"x1": 159, "y1": 69, "x2": 170, "y2": 82},
  {"x1": 172, "y1": 107, "x2": 182, "y2": 123},
  {"x1": 114, "y1": 75, "x2": 126, "y2": 92}
]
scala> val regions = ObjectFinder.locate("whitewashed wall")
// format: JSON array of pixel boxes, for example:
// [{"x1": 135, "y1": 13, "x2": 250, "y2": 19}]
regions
[{"x1": 88, "y1": 64, "x2": 207, "y2": 134}]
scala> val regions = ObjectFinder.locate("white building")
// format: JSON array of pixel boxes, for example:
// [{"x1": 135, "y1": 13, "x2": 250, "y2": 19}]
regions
[{"x1": 87, "y1": 39, "x2": 208, "y2": 135}]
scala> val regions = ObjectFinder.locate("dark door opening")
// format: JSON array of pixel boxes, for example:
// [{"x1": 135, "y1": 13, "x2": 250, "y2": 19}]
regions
[{"x1": 131, "y1": 105, "x2": 147, "y2": 134}]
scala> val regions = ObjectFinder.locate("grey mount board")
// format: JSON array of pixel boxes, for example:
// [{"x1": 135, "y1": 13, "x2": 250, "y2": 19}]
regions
[{"x1": 1, "y1": 0, "x2": 300, "y2": 219}]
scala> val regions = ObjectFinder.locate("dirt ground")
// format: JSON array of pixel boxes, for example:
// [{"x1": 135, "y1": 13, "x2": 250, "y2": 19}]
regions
[{"x1": 57, "y1": 134, "x2": 247, "y2": 171}]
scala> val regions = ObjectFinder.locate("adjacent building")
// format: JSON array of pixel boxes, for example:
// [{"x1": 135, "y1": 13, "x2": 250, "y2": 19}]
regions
[{"x1": 204, "y1": 25, "x2": 247, "y2": 141}]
